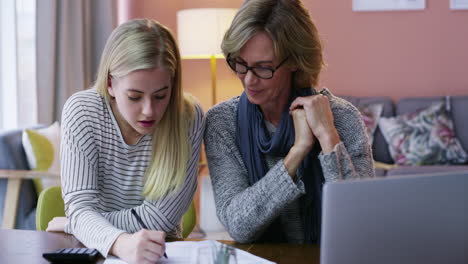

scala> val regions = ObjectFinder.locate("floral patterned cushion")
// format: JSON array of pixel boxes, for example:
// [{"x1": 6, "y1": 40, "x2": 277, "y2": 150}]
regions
[
  {"x1": 379, "y1": 102, "x2": 468, "y2": 165},
  {"x1": 359, "y1": 104, "x2": 383, "y2": 146}
]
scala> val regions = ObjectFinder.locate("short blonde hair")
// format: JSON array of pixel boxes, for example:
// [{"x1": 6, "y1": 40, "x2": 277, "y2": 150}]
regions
[
  {"x1": 222, "y1": 0, "x2": 324, "y2": 88},
  {"x1": 94, "y1": 18, "x2": 194, "y2": 200}
]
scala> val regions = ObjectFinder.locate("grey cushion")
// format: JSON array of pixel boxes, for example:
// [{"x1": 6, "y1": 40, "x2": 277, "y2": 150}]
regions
[
  {"x1": 397, "y1": 96, "x2": 468, "y2": 160},
  {"x1": 386, "y1": 165, "x2": 468, "y2": 177},
  {"x1": 0, "y1": 128, "x2": 38, "y2": 229},
  {"x1": 0, "y1": 128, "x2": 31, "y2": 170},
  {"x1": 338, "y1": 95, "x2": 394, "y2": 163}
]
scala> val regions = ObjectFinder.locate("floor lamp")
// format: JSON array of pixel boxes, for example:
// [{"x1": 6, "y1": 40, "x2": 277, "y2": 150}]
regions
[
  {"x1": 177, "y1": 8, "x2": 237, "y2": 239},
  {"x1": 177, "y1": 8, "x2": 237, "y2": 106}
]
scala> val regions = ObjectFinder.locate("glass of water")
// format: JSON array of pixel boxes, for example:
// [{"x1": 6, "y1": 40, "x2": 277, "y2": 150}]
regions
[{"x1": 196, "y1": 241, "x2": 237, "y2": 264}]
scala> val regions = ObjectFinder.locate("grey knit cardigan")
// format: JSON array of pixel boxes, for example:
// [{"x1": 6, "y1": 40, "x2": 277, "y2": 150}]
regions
[{"x1": 204, "y1": 90, "x2": 375, "y2": 243}]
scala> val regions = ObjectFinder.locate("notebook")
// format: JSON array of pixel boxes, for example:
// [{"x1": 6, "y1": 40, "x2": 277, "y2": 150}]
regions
[
  {"x1": 104, "y1": 240, "x2": 275, "y2": 264},
  {"x1": 320, "y1": 171, "x2": 468, "y2": 264}
]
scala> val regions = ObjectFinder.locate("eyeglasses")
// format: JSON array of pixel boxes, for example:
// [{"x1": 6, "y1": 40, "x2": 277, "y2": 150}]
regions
[{"x1": 226, "y1": 54, "x2": 289, "y2": 79}]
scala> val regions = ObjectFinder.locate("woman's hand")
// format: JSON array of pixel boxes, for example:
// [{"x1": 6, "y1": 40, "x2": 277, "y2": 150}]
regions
[
  {"x1": 110, "y1": 230, "x2": 166, "y2": 264},
  {"x1": 283, "y1": 109, "x2": 315, "y2": 178},
  {"x1": 46, "y1": 217, "x2": 67, "y2": 232},
  {"x1": 291, "y1": 109, "x2": 315, "y2": 153},
  {"x1": 290, "y1": 94, "x2": 340, "y2": 153}
]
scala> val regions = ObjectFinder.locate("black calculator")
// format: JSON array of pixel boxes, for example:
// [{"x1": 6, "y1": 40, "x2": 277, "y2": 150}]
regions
[{"x1": 43, "y1": 248, "x2": 100, "y2": 263}]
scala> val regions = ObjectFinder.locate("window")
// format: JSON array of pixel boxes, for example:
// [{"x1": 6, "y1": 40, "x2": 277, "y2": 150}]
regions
[{"x1": 0, "y1": 0, "x2": 36, "y2": 130}]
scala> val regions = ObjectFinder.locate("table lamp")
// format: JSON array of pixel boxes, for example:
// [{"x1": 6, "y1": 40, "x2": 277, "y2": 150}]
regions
[{"x1": 177, "y1": 8, "x2": 237, "y2": 105}]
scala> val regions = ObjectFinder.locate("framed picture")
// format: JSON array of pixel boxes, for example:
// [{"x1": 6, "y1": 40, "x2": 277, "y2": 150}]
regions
[
  {"x1": 353, "y1": 0, "x2": 426, "y2": 12},
  {"x1": 451, "y1": 0, "x2": 468, "y2": 10}
]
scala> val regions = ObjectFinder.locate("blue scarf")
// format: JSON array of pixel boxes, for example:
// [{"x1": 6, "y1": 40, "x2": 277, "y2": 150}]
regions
[{"x1": 236, "y1": 87, "x2": 324, "y2": 244}]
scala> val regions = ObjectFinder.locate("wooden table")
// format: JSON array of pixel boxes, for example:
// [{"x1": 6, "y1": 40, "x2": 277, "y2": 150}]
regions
[{"x1": 0, "y1": 229, "x2": 320, "y2": 263}]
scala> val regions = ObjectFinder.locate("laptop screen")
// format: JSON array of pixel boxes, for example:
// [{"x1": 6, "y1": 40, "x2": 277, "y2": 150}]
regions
[{"x1": 320, "y1": 171, "x2": 468, "y2": 264}]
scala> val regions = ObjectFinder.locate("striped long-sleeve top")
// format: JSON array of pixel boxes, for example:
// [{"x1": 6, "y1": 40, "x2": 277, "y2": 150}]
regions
[{"x1": 60, "y1": 88, "x2": 205, "y2": 256}]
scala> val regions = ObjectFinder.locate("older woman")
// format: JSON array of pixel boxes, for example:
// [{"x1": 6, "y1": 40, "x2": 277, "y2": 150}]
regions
[{"x1": 204, "y1": 0, "x2": 374, "y2": 244}]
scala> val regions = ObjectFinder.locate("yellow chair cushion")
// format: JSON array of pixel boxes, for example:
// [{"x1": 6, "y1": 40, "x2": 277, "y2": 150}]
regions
[
  {"x1": 36, "y1": 186, "x2": 65, "y2": 231},
  {"x1": 182, "y1": 201, "x2": 197, "y2": 238}
]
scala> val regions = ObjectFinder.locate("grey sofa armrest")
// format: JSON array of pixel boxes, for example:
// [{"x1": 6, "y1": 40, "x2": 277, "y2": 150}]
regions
[{"x1": 0, "y1": 128, "x2": 38, "y2": 229}]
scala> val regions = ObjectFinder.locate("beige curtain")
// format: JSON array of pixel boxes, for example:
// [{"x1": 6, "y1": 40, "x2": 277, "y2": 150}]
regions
[{"x1": 36, "y1": 0, "x2": 117, "y2": 124}]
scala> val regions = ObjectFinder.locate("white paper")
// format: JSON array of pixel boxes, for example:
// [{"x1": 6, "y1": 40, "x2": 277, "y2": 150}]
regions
[
  {"x1": 451, "y1": 0, "x2": 468, "y2": 10},
  {"x1": 104, "y1": 240, "x2": 276, "y2": 264},
  {"x1": 353, "y1": 0, "x2": 426, "y2": 11}
]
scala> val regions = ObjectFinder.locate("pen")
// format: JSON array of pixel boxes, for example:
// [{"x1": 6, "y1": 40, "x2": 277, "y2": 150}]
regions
[{"x1": 131, "y1": 208, "x2": 168, "y2": 259}]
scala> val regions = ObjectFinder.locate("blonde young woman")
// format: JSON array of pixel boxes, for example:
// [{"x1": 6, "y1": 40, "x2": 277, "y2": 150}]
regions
[
  {"x1": 48, "y1": 19, "x2": 205, "y2": 263},
  {"x1": 204, "y1": 0, "x2": 374, "y2": 244}
]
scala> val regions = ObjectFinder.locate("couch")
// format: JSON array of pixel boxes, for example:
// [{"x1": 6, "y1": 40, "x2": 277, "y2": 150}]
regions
[
  {"x1": 2, "y1": 95, "x2": 468, "y2": 229},
  {"x1": 340, "y1": 95, "x2": 468, "y2": 176}
]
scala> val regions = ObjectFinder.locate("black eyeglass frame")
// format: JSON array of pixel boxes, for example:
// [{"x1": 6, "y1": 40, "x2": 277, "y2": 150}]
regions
[{"x1": 226, "y1": 54, "x2": 289, "y2": 80}]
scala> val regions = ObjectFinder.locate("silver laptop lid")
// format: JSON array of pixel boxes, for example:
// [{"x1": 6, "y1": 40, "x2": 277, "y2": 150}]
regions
[{"x1": 321, "y1": 171, "x2": 468, "y2": 264}]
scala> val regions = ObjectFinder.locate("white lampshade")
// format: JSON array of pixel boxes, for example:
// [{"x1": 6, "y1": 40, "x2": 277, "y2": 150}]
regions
[{"x1": 177, "y1": 8, "x2": 237, "y2": 59}]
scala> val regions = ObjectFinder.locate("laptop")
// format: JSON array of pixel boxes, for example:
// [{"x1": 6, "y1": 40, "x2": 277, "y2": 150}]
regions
[{"x1": 320, "y1": 171, "x2": 468, "y2": 264}]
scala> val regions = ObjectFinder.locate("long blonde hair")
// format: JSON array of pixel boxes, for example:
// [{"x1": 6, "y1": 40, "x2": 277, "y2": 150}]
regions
[
  {"x1": 94, "y1": 18, "x2": 194, "y2": 200},
  {"x1": 222, "y1": 0, "x2": 324, "y2": 88}
]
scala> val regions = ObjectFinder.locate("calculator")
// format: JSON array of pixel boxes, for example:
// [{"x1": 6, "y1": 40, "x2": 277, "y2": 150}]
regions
[{"x1": 42, "y1": 247, "x2": 100, "y2": 263}]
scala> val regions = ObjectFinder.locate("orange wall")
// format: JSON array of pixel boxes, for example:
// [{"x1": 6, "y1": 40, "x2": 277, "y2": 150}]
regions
[
  {"x1": 305, "y1": 1, "x2": 468, "y2": 100},
  {"x1": 119, "y1": 0, "x2": 468, "y2": 109},
  {"x1": 118, "y1": 0, "x2": 243, "y2": 111}
]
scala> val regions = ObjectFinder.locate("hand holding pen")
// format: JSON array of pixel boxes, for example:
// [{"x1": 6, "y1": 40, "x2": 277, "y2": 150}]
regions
[
  {"x1": 131, "y1": 208, "x2": 168, "y2": 259},
  {"x1": 109, "y1": 222, "x2": 167, "y2": 263}
]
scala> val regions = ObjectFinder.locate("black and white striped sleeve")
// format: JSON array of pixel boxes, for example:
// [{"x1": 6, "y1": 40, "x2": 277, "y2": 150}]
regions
[{"x1": 61, "y1": 95, "x2": 125, "y2": 257}]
